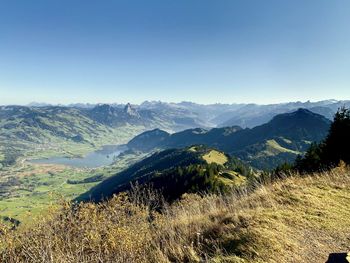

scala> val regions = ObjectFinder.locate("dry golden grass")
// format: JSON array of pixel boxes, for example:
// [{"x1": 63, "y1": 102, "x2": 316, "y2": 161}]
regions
[
  {"x1": 1, "y1": 168, "x2": 350, "y2": 263},
  {"x1": 202, "y1": 150, "x2": 228, "y2": 165}
]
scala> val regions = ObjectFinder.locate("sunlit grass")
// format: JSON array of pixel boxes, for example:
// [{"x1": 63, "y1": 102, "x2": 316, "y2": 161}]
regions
[
  {"x1": 1, "y1": 168, "x2": 349, "y2": 262},
  {"x1": 265, "y1": 139, "x2": 300, "y2": 155},
  {"x1": 202, "y1": 150, "x2": 228, "y2": 165}
]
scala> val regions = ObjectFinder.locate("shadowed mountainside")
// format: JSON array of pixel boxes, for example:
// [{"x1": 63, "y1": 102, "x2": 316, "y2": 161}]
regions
[
  {"x1": 78, "y1": 145, "x2": 251, "y2": 202},
  {"x1": 128, "y1": 109, "x2": 331, "y2": 169}
]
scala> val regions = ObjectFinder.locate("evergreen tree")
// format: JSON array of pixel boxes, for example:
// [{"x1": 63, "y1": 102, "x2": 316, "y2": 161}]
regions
[
  {"x1": 295, "y1": 107, "x2": 350, "y2": 172},
  {"x1": 322, "y1": 107, "x2": 350, "y2": 165}
]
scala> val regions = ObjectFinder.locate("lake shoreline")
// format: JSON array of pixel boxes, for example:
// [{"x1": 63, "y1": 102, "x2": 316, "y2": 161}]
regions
[{"x1": 28, "y1": 144, "x2": 128, "y2": 168}]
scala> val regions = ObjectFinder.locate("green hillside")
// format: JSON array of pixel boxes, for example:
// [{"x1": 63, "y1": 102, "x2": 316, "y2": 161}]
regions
[
  {"x1": 78, "y1": 146, "x2": 251, "y2": 202},
  {"x1": 0, "y1": 104, "x2": 206, "y2": 167},
  {"x1": 0, "y1": 106, "x2": 145, "y2": 166},
  {"x1": 127, "y1": 109, "x2": 331, "y2": 169}
]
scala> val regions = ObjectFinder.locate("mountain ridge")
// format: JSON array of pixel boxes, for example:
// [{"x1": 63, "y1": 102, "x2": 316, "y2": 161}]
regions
[
  {"x1": 127, "y1": 109, "x2": 331, "y2": 169},
  {"x1": 17, "y1": 99, "x2": 350, "y2": 128},
  {"x1": 78, "y1": 145, "x2": 251, "y2": 202},
  {"x1": 0, "y1": 104, "x2": 205, "y2": 166},
  {"x1": 0, "y1": 100, "x2": 340, "y2": 168}
]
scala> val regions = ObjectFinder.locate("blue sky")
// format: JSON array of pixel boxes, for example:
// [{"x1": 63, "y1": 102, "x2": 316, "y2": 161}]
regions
[{"x1": 0, "y1": 0, "x2": 349, "y2": 105}]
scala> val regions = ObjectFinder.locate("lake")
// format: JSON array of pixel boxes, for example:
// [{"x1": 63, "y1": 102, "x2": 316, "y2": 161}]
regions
[{"x1": 30, "y1": 145, "x2": 128, "y2": 168}]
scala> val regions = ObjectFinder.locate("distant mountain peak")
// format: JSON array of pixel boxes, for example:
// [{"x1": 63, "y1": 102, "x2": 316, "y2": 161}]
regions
[
  {"x1": 295, "y1": 108, "x2": 313, "y2": 114},
  {"x1": 94, "y1": 103, "x2": 113, "y2": 111},
  {"x1": 124, "y1": 103, "x2": 140, "y2": 118},
  {"x1": 272, "y1": 108, "x2": 329, "y2": 121}
]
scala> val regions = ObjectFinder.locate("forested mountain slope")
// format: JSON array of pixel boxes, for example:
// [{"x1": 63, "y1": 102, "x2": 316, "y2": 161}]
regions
[
  {"x1": 128, "y1": 109, "x2": 331, "y2": 169},
  {"x1": 78, "y1": 145, "x2": 251, "y2": 202}
]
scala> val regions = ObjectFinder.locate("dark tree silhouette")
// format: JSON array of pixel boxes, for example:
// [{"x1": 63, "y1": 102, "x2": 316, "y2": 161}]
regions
[
  {"x1": 295, "y1": 107, "x2": 350, "y2": 172},
  {"x1": 322, "y1": 107, "x2": 350, "y2": 165}
]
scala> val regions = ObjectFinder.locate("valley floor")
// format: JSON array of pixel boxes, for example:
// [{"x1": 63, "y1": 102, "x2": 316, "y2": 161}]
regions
[
  {"x1": 0, "y1": 151, "x2": 145, "y2": 224},
  {"x1": 1, "y1": 167, "x2": 349, "y2": 262}
]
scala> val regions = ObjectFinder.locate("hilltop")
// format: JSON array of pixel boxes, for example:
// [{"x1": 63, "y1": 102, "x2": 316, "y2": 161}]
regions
[{"x1": 78, "y1": 145, "x2": 251, "y2": 202}]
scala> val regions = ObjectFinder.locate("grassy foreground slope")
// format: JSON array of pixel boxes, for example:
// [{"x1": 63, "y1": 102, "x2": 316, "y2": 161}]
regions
[{"x1": 1, "y1": 167, "x2": 349, "y2": 262}]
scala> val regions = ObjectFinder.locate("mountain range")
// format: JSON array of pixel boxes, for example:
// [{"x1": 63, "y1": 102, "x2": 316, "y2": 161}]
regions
[
  {"x1": 128, "y1": 109, "x2": 332, "y2": 169},
  {"x1": 78, "y1": 108, "x2": 333, "y2": 204},
  {"x1": 0, "y1": 103, "x2": 200, "y2": 166},
  {"x1": 26, "y1": 99, "x2": 350, "y2": 127},
  {"x1": 0, "y1": 99, "x2": 344, "y2": 167}
]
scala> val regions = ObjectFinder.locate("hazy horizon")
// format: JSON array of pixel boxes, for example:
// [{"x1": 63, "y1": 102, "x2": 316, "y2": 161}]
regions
[{"x1": 1, "y1": 98, "x2": 347, "y2": 107}]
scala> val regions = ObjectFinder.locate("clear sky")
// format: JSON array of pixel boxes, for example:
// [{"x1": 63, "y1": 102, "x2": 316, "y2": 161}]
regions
[{"x1": 0, "y1": 0, "x2": 349, "y2": 105}]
